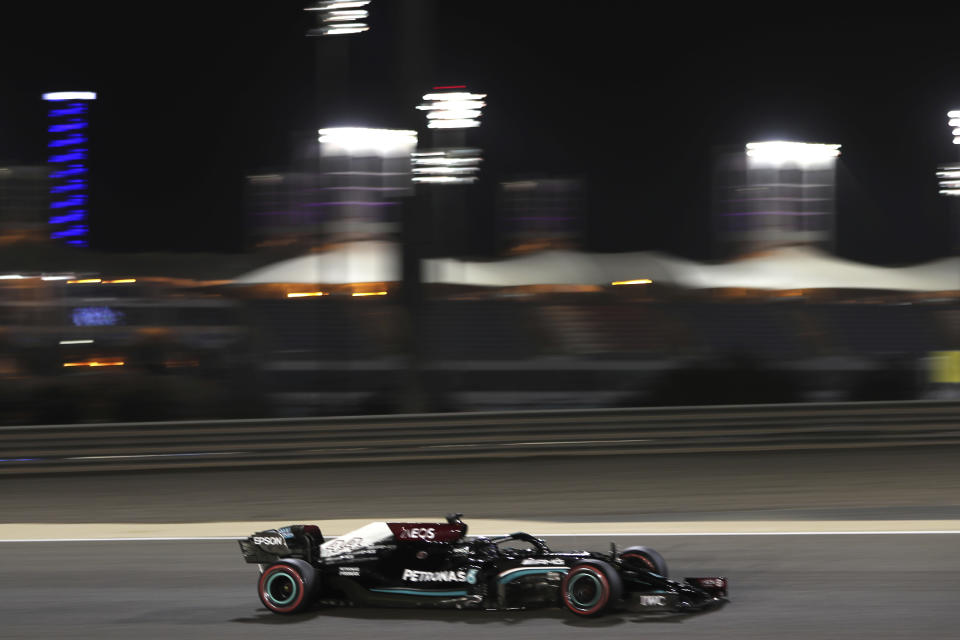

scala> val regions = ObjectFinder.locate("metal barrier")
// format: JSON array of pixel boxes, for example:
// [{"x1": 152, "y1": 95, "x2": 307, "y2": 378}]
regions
[{"x1": 1, "y1": 400, "x2": 958, "y2": 475}]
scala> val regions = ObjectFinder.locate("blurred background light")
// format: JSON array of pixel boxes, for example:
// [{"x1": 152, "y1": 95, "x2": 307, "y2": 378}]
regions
[
  {"x1": 45, "y1": 91, "x2": 95, "y2": 247},
  {"x1": 412, "y1": 148, "x2": 482, "y2": 184},
  {"x1": 949, "y1": 111, "x2": 960, "y2": 144},
  {"x1": 417, "y1": 89, "x2": 487, "y2": 129},
  {"x1": 71, "y1": 307, "x2": 124, "y2": 327},
  {"x1": 318, "y1": 127, "x2": 417, "y2": 157},
  {"x1": 745, "y1": 141, "x2": 841, "y2": 167},
  {"x1": 63, "y1": 360, "x2": 124, "y2": 368},
  {"x1": 41, "y1": 92, "x2": 97, "y2": 101},
  {"x1": 937, "y1": 163, "x2": 960, "y2": 195},
  {"x1": 306, "y1": 0, "x2": 371, "y2": 36}
]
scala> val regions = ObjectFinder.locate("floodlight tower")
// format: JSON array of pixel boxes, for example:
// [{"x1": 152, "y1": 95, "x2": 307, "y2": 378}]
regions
[
  {"x1": 306, "y1": 0, "x2": 371, "y2": 36},
  {"x1": 414, "y1": 86, "x2": 487, "y2": 256},
  {"x1": 936, "y1": 110, "x2": 960, "y2": 251},
  {"x1": 718, "y1": 140, "x2": 841, "y2": 255},
  {"x1": 935, "y1": 111, "x2": 960, "y2": 196},
  {"x1": 305, "y1": 0, "x2": 373, "y2": 118},
  {"x1": 301, "y1": 1, "x2": 377, "y2": 248},
  {"x1": 304, "y1": 1, "x2": 373, "y2": 144},
  {"x1": 43, "y1": 91, "x2": 96, "y2": 247}
]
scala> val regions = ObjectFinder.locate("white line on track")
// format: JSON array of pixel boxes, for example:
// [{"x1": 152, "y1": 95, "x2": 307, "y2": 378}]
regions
[
  {"x1": 542, "y1": 530, "x2": 960, "y2": 536},
  {"x1": 67, "y1": 452, "x2": 243, "y2": 460},
  {"x1": 3, "y1": 531, "x2": 960, "y2": 543},
  {"x1": 505, "y1": 439, "x2": 651, "y2": 446}
]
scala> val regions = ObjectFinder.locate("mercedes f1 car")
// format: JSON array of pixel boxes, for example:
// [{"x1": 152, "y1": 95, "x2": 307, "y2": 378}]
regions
[{"x1": 239, "y1": 514, "x2": 727, "y2": 617}]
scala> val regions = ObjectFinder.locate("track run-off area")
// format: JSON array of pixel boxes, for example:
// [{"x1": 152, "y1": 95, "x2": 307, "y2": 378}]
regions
[{"x1": 2, "y1": 439, "x2": 960, "y2": 638}]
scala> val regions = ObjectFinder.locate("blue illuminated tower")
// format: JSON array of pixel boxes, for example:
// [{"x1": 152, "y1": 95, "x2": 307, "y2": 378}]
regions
[{"x1": 43, "y1": 91, "x2": 96, "y2": 247}]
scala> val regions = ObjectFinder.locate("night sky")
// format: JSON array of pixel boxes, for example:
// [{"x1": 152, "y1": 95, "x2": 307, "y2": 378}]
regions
[{"x1": 1, "y1": 2, "x2": 958, "y2": 263}]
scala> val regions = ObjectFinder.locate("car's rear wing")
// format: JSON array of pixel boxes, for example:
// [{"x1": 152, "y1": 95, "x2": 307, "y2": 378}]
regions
[{"x1": 239, "y1": 525, "x2": 323, "y2": 565}]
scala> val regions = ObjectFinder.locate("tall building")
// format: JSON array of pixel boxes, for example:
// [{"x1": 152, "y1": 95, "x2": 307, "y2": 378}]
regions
[
  {"x1": 245, "y1": 172, "x2": 321, "y2": 249},
  {"x1": 498, "y1": 177, "x2": 582, "y2": 253},
  {"x1": 245, "y1": 128, "x2": 417, "y2": 249},
  {"x1": 713, "y1": 141, "x2": 839, "y2": 257},
  {"x1": 43, "y1": 91, "x2": 96, "y2": 248}
]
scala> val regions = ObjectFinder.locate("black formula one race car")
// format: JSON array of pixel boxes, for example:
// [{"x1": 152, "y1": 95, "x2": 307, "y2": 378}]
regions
[{"x1": 238, "y1": 514, "x2": 728, "y2": 617}]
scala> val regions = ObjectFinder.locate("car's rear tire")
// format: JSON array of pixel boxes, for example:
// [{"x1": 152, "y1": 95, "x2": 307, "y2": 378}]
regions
[
  {"x1": 619, "y1": 545, "x2": 668, "y2": 576},
  {"x1": 560, "y1": 559, "x2": 623, "y2": 616},
  {"x1": 258, "y1": 559, "x2": 316, "y2": 614}
]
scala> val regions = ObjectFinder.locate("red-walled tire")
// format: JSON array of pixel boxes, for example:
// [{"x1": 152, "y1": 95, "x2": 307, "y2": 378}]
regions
[
  {"x1": 619, "y1": 545, "x2": 668, "y2": 576},
  {"x1": 560, "y1": 560, "x2": 623, "y2": 617},
  {"x1": 258, "y1": 560, "x2": 315, "y2": 614}
]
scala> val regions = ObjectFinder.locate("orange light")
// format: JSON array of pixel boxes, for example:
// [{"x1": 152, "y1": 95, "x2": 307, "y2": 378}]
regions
[
  {"x1": 611, "y1": 279, "x2": 653, "y2": 286},
  {"x1": 351, "y1": 291, "x2": 387, "y2": 297},
  {"x1": 103, "y1": 279, "x2": 136, "y2": 284},
  {"x1": 63, "y1": 360, "x2": 125, "y2": 368},
  {"x1": 287, "y1": 292, "x2": 327, "y2": 298},
  {"x1": 66, "y1": 278, "x2": 102, "y2": 284}
]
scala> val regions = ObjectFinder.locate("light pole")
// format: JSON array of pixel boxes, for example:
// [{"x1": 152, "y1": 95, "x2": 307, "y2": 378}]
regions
[
  {"x1": 414, "y1": 86, "x2": 487, "y2": 257},
  {"x1": 305, "y1": 1, "x2": 373, "y2": 155},
  {"x1": 937, "y1": 109, "x2": 960, "y2": 253}
]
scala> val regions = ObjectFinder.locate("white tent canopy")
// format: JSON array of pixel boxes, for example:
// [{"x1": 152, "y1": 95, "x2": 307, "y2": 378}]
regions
[
  {"x1": 235, "y1": 241, "x2": 401, "y2": 285},
  {"x1": 662, "y1": 247, "x2": 960, "y2": 291},
  {"x1": 233, "y1": 241, "x2": 960, "y2": 292}
]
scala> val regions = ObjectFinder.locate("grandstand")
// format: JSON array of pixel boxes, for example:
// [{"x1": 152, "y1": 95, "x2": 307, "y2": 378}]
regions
[{"x1": 1, "y1": 242, "x2": 957, "y2": 420}]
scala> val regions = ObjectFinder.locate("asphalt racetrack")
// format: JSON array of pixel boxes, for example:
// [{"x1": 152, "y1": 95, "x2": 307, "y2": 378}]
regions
[
  {"x1": 3, "y1": 446, "x2": 960, "y2": 638},
  {"x1": 2, "y1": 534, "x2": 958, "y2": 639}
]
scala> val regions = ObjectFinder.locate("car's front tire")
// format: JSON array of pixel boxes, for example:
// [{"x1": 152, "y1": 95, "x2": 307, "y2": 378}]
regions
[
  {"x1": 560, "y1": 560, "x2": 623, "y2": 616},
  {"x1": 619, "y1": 545, "x2": 668, "y2": 576},
  {"x1": 258, "y1": 559, "x2": 316, "y2": 614}
]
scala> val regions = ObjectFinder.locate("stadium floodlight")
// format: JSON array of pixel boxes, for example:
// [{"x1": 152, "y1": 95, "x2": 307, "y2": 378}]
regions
[
  {"x1": 746, "y1": 141, "x2": 841, "y2": 167},
  {"x1": 42, "y1": 92, "x2": 97, "y2": 101},
  {"x1": 318, "y1": 127, "x2": 417, "y2": 156},
  {"x1": 417, "y1": 88, "x2": 487, "y2": 129},
  {"x1": 412, "y1": 148, "x2": 482, "y2": 184},
  {"x1": 937, "y1": 163, "x2": 960, "y2": 196},
  {"x1": 306, "y1": 0, "x2": 371, "y2": 36},
  {"x1": 949, "y1": 110, "x2": 960, "y2": 145}
]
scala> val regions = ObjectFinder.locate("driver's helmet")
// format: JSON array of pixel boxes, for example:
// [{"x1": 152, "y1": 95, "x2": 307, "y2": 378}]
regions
[{"x1": 470, "y1": 536, "x2": 498, "y2": 560}]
